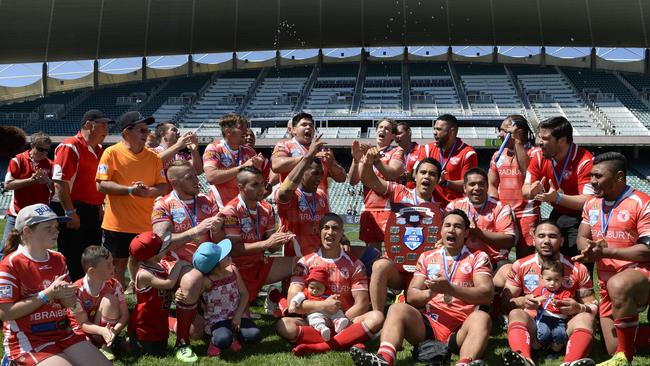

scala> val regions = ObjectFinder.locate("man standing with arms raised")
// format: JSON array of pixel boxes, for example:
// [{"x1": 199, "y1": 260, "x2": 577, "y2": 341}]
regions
[
  {"x1": 153, "y1": 121, "x2": 202, "y2": 173},
  {"x1": 96, "y1": 111, "x2": 167, "y2": 287},
  {"x1": 52, "y1": 110, "x2": 114, "y2": 280},
  {"x1": 523, "y1": 117, "x2": 593, "y2": 258}
]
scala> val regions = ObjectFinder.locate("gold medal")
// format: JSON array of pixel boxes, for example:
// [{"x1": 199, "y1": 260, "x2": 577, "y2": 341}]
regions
[{"x1": 444, "y1": 294, "x2": 453, "y2": 304}]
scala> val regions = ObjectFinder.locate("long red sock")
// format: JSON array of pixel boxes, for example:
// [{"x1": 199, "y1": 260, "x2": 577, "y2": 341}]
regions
[
  {"x1": 563, "y1": 328, "x2": 593, "y2": 362},
  {"x1": 175, "y1": 301, "x2": 197, "y2": 347},
  {"x1": 294, "y1": 326, "x2": 325, "y2": 345},
  {"x1": 168, "y1": 317, "x2": 177, "y2": 333},
  {"x1": 614, "y1": 315, "x2": 639, "y2": 362},
  {"x1": 278, "y1": 298, "x2": 289, "y2": 316},
  {"x1": 634, "y1": 326, "x2": 650, "y2": 348},
  {"x1": 293, "y1": 322, "x2": 371, "y2": 356},
  {"x1": 377, "y1": 342, "x2": 397, "y2": 366},
  {"x1": 507, "y1": 322, "x2": 531, "y2": 359}
]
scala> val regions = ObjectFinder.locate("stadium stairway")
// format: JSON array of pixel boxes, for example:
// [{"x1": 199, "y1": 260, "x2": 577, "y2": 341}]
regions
[
  {"x1": 409, "y1": 62, "x2": 463, "y2": 116},
  {"x1": 303, "y1": 63, "x2": 358, "y2": 116},
  {"x1": 455, "y1": 63, "x2": 525, "y2": 117},
  {"x1": 139, "y1": 74, "x2": 211, "y2": 123}
]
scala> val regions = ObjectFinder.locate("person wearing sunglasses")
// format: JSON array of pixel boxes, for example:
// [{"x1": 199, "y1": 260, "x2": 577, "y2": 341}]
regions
[
  {"x1": 1, "y1": 132, "x2": 53, "y2": 259},
  {"x1": 96, "y1": 111, "x2": 167, "y2": 290}
]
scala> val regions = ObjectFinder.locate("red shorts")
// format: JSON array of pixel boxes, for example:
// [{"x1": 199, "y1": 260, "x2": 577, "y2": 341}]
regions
[
  {"x1": 7, "y1": 332, "x2": 85, "y2": 366},
  {"x1": 515, "y1": 215, "x2": 538, "y2": 248},
  {"x1": 239, "y1": 257, "x2": 275, "y2": 304},
  {"x1": 359, "y1": 210, "x2": 391, "y2": 243},
  {"x1": 421, "y1": 310, "x2": 463, "y2": 344},
  {"x1": 599, "y1": 267, "x2": 650, "y2": 318}
]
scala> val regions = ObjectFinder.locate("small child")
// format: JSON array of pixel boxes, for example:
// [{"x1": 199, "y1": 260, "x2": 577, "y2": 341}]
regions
[
  {"x1": 69, "y1": 246, "x2": 129, "y2": 361},
  {"x1": 128, "y1": 231, "x2": 186, "y2": 356},
  {"x1": 533, "y1": 260, "x2": 573, "y2": 352},
  {"x1": 193, "y1": 239, "x2": 262, "y2": 357},
  {"x1": 288, "y1": 266, "x2": 350, "y2": 341}
]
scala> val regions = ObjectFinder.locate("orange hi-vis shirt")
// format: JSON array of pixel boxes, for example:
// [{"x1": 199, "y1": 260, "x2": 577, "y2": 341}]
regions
[{"x1": 96, "y1": 141, "x2": 166, "y2": 234}]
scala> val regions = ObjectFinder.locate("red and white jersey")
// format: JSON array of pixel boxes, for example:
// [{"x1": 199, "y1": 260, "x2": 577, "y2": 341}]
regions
[
  {"x1": 400, "y1": 142, "x2": 423, "y2": 188},
  {"x1": 291, "y1": 250, "x2": 368, "y2": 312},
  {"x1": 531, "y1": 286, "x2": 574, "y2": 318},
  {"x1": 422, "y1": 138, "x2": 478, "y2": 206},
  {"x1": 52, "y1": 132, "x2": 105, "y2": 205},
  {"x1": 275, "y1": 188, "x2": 330, "y2": 257},
  {"x1": 385, "y1": 182, "x2": 443, "y2": 212},
  {"x1": 505, "y1": 253, "x2": 593, "y2": 298},
  {"x1": 272, "y1": 139, "x2": 332, "y2": 192},
  {"x1": 489, "y1": 147, "x2": 539, "y2": 218},
  {"x1": 362, "y1": 145, "x2": 405, "y2": 211},
  {"x1": 0, "y1": 246, "x2": 74, "y2": 357},
  {"x1": 152, "y1": 192, "x2": 219, "y2": 263},
  {"x1": 5, "y1": 150, "x2": 53, "y2": 216},
  {"x1": 414, "y1": 246, "x2": 492, "y2": 323},
  {"x1": 69, "y1": 276, "x2": 124, "y2": 332},
  {"x1": 525, "y1": 144, "x2": 593, "y2": 215},
  {"x1": 153, "y1": 145, "x2": 192, "y2": 171},
  {"x1": 131, "y1": 263, "x2": 172, "y2": 342},
  {"x1": 221, "y1": 195, "x2": 276, "y2": 269},
  {"x1": 581, "y1": 187, "x2": 650, "y2": 282},
  {"x1": 203, "y1": 140, "x2": 257, "y2": 208},
  {"x1": 446, "y1": 196, "x2": 515, "y2": 263}
]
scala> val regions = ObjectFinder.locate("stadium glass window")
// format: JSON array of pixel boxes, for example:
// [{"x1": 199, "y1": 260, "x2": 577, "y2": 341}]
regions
[
  {"x1": 498, "y1": 46, "x2": 542, "y2": 58},
  {"x1": 545, "y1": 47, "x2": 591, "y2": 59},
  {"x1": 451, "y1": 46, "x2": 493, "y2": 57},
  {"x1": 596, "y1": 48, "x2": 645, "y2": 62},
  {"x1": 369, "y1": 47, "x2": 403, "y2": 58},
  {"x1": 193, "y1": 52, "x2": 233, "y2": 65},
  {"x1": 147, "y1": 55, "x2": 188, "y2": 69},
  {"x1": 48, "y1": 60, "x2": 93, "y2": 80},
  {"x1": 237, "y1": 50, "x2": 276, "y2": 62},
  {"x1": 99, "y1": 57, "x2": 142, "y2": 74},
  {"x1": 281, "y1": 49, "x2": 319, "y2": 60},
  {"x1": 0, "y1": 62, "x2": 43, "y2": 87},
  {"x1": 408, "y1": 46, "x2": 447, "y2": 57},
  {"x1": 322, "y1": 48, "x2": 362, "y2": 58}
]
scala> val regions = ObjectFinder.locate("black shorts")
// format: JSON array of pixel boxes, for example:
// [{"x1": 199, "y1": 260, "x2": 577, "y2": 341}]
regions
[
  {"x1": 102, "y1": 230, "x2": 137, "y2": 259},
  {"x1": 420, "y1": 313, "x2": 460, "y2": 354}
]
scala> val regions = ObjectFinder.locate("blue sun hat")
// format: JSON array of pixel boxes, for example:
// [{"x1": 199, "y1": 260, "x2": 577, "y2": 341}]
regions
[{"x1": 192, "y1": 239, "x2": 232, "y2": 274}]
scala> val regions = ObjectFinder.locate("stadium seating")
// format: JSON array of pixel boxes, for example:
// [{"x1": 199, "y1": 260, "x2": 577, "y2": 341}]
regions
[
  {"x1": 140, "y1": 74, "x2": 211, "y2": 123},
  {"x1": 359, "y1": 62, "x2": 402, "y2": 116},
  {"x1": 328, "y1": 181, "x2": 364, "y2": 215},
  {"x1": 0, "y1": 91, "x2": 84, "y2": 130},
  {"x1": 244, "y1": 67, "x2": 312, "y2": 118},
  {"x1": 455, "y1": 63, "x2": 524, "y2": 117},
  {"x1": 409, "y1": 62, "x2": 464, "y2": 116},
  {"x1": 303, "y1": 63, "x2": 358, "y2": 116}
]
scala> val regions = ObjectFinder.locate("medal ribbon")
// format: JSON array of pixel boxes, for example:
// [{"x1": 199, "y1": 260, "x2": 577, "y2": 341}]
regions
[
  {"x1": 292, "y1": 137, "x2": 309, "y2": 155},
  {"x1": 439, "y1": 138, "x2": 459, "y2": 172},
  {"x1": 238, "y1": 194, "x2": 261, "y2": 241},
  {"x1": 467, "y1": 199, "x2": 488, "y2": 223},
  {"x1": 536, "y1": 287, "x2": 556, "y2": 325},
  {"x1": 223, "y1": 141, "x2": 241, "y2": 166},
  {"x1": 600, "y1": 185, "x2": 630, "y2": 235},
  {"x1": 442, "y1": 246, "x2": 463, "y2": 284},
  {"x1": 551, "y1": 143, "x2": 574, "y2": 190},
  {"x1": 171, "y1": 190, "x2": 198, "y2": 227},
  {"x1": 298, "y1": 188, "x2": 318, "y2": 221}
]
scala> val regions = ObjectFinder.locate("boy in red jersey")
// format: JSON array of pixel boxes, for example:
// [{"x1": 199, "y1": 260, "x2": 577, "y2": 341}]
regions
[
  {"x1": 501, "y1": 220, "x2": 596, "y2": 366},
  {"x1": 488, "y1": 115, "x2": 540, "y2": 258},
  {"x1": 350, "y1": 210, "x2": 493, "y2": 366},
  {"x1": 69, "y1": 246, "x2": 128, "y2": 360},
  {"x1": 575, "y1": 152, "x2": 650, "y2": 366}
]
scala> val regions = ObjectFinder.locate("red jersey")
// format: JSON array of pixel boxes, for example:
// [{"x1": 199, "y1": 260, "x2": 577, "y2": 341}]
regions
[
  {"x1": 203, "y1": 140, "x2": 257, "y2": 208},
  {"x1": 151, "y1": 192, "x2": 219, "y2": 263},
  {"x1": 400, "y1": 142, "x2": 423, "y2": 188},
  {"x1": 272, "y1": 138, "x2": 332, "y2": 192},
  {"x1": 131, "y1": 263, "x2": 172, "y2": 342},
  {"x1": 362, "y1": 145, "x2": 405, "y2": 211},
  {"x1": 5, "y1": 150, "x2": 53, "y2": 216},
  {"x1": 52, "y1": 132, "x2": 106, "y2": 205},
  {"x1": 423, "y1": 138, "x2": 478, "y2": 205},
  {"x1": 581, "y1": 187, "x2": 650, "y2": 282},
  {"x1": 446, "y1": 196, "x2": 515, "y2": 263},
  {"x1": 414, "y1": 246, "x2": 492, "y2": 323},
  {"x1": 69, "y1": 276, "x2": 124, "y2": 332},
  {"x1": 489, "y1": 147, "x2": 539, "y2": 218},
  {"x1": 292, "y1": 250, "x2": 368, "y2": 312},
  {"x1": 531, "y1": 286, "x2": 574, "y2": 318},
  {"x1": 525, "y1": 144, "x2": 593, "y2": 215},
  {"x1": 275, "y1": 188, "x2": 330, "y2": 257},
  {"x1": 221, "y1": 195, "x2": 276, "y2": 269},
  {"x1": 0, "y1": 246, "x2": 75, "y2": 359}
]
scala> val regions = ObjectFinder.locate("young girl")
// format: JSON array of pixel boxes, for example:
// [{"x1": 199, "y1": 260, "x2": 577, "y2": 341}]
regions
[
  {"x1": 533, "y1": 260, "x2": 572, "y2": 352},
  {"x1": 193, "y1": 240, "x2": 262, "y2": 357}
]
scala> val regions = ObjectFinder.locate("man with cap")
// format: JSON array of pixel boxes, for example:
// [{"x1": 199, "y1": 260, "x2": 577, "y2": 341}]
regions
[
  {"x1": 96, "y1": 111, "x2": 167, "y2": 288},
  {"x1": 52, "y1": 109, "x2": 114, "y2": 280}
]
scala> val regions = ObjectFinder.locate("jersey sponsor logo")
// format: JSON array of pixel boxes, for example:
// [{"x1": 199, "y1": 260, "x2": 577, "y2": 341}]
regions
[
  {"x1": 241, "y1": 217, "x2": 252, "y2": 233},
  {"x1": 220, "y1": 154, "x2": 233, "y2": 167},
  {"x1": 0, "y1": 285, "x2": 12, "y2": 299},
  {"x1": 449, "y1": 157, "x2": 460, "y2": 165},
  {"x1": 38, "y1": 265, "x2": 52, "y2": 271},
  {"x1": 460, "y1": 262, "x2": 472, "y2": 275},
  {"x1": 498, "y1": 168, "x2": 521, "y2": 176},
  {"x1": 31, "y1": 308, "x2": 67, "y2": 321},
  {"x1": 339, "y1": 267, "x2": 350, "y2": 279},
  {"x1": 617, "y1": 210, "x2": 631, "y2": 223},
  {"x1": 589, "y1": 210, "x2": 599, "y2": 225},
  {"x1": 171, "y1": 208, "x2": 187, "y2": 224},
  {"x1": 83, "y1": 299, "x2": 93, "y2": 309},
  {"x1": 290, "y1": 148, "x2": 302, "y2": 157},
  {"x1": 426, "y1": 312, "x2": 439, "y2": 322},
  {"x1": 224, "y1": 216, "x2": 237, "y2": 225},
  {"x1": 524, "y1": 274, "x2": 539, "y2": 292},
  {"x1": 97, "y1": 164, "x2": 108, "y2": 174},
  {"x1": 427, "y1": 263, "x2": 441, "y2": 279},
  {"x1": 201, "y1": 204, "x2": 212, "y2": 214},
  {"x1": 298, "y1": 199, "x2": 308, "y2": 211}
]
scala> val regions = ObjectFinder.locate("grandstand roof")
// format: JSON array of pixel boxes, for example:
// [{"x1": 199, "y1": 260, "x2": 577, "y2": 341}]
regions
[{"x1": 1, "y1": 0, "x2": 648, "y2": 64}]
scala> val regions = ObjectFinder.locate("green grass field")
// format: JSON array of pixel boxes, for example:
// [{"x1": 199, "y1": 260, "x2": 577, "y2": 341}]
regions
[{"x1": 2, "y1": 218, "x2": 650, "y2": 365}]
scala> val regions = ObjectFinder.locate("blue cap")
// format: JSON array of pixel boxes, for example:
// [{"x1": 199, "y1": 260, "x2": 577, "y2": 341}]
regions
[{"x1": 192, "y1": 239, "x2": 232, "y2": 274}]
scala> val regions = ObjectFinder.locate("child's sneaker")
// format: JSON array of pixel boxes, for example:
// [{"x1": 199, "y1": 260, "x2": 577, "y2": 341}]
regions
[
  {"x1": 334, "y1": 318, "x2": 350, "y2": 333},
  {"x1": 230, "y1": 339, "x2": 242, "y2": 352},
  {"x1": 175, "y1": 345, "x2": 198, "y2": 363},
  {"x1": 207, "y1": 343, "x2": 221, "y2": 357},
  {"x1": 320, "y1": 327, "x2": 331, "y2": 341}
]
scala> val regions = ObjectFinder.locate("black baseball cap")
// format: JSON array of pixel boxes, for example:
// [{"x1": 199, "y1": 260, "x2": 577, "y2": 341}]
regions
[
  {"x1": 81, "y1": 109, "x2": 115, "y2": 125},
  {"x1": 118, "y1": 111, "x2": 156, "y2": 131}
]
